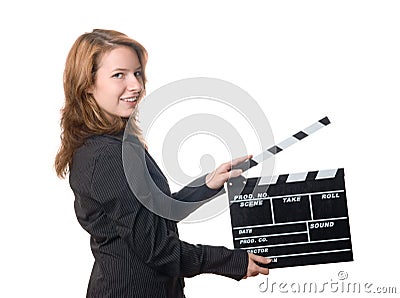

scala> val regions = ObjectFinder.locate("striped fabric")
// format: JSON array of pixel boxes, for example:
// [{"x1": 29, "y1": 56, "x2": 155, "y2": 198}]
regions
[{"x1": 69, "y1": 133, "x2": 248, "y2": 297}]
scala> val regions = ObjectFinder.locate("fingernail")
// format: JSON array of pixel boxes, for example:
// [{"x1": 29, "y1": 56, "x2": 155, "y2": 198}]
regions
[{"x1": 265, "y1": 258, "x2": 272, "y2": 263}]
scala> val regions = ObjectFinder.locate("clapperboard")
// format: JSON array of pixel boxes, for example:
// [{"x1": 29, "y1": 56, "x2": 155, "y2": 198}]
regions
[{"x1": 228, "y1": 117, "x2": 353, "y2": 269}]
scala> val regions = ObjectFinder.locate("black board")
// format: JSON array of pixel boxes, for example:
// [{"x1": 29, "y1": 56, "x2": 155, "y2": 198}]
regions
[{"x1": 227, "y1": 168, "x2": 353, "y2": 269}]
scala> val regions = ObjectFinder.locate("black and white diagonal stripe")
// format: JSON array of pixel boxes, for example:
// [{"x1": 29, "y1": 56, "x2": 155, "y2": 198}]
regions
[{"x1": 252, "y1": 116, "x2": 331, "y2": 164}]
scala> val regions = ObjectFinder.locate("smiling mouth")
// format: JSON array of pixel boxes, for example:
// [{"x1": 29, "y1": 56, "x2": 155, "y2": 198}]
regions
[{"x1": 120, "y1": 96, "x2": 138, "y2": 102}]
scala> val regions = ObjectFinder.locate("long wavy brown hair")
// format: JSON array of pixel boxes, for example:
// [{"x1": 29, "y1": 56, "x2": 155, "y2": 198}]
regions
[{"x1": 55, "y1": 29, "x2": 148, "y2": 178}]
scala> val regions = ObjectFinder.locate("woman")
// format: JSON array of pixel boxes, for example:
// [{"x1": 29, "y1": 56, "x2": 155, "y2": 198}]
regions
[{"x1": 55, "y1": 29, "x2": 270, "y2": 297}]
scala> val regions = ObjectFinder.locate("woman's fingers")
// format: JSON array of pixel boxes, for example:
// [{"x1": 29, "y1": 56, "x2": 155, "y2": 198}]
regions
[
  {"x1": 231, "y1": 154, "x2": 253, "y2": 167},
  {"x1": 228, "y1": 169, "x2": 243, "y2": 179},
  {"x1": 250, "y1": 253, "x2": 271, "y2": 265},
  {"x1": 214, "y1": 154, "x2": 252, "y2": 174},
  {"x1": 206, "y1": 154, "x2": 253, "y2": 189},
  {"x1": 246, "y1": 253, "x2": 271, "y2": 278}
]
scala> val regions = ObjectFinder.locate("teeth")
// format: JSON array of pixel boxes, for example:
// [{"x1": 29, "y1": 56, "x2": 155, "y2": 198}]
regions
[{"x1": 121, "y1": 97, "x2": 137, "y2": 102}]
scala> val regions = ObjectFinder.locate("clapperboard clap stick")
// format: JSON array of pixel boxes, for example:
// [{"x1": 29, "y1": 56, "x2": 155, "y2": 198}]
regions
[{"x1": 232, "y1": 116, "x2": 331, "y2": 173}]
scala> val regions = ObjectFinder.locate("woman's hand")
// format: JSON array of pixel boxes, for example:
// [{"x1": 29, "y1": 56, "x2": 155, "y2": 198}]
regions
[
  {"x1": 205, "y1": 155, "x2": 253, "y2": 190},
  {"x1": 244, "y1": 253, "x2": 271, "y2": 278}
]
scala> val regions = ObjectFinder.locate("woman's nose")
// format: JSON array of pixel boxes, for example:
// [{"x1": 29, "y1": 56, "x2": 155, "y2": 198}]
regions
[{"x1": 127, "y1": 74, "x2": 142, "y2": 92}]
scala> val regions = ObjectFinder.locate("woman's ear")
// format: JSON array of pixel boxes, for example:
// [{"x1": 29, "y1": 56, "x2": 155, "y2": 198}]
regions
[{"x1": 86, "y1": 85, "x2": 94, "y2": 95}]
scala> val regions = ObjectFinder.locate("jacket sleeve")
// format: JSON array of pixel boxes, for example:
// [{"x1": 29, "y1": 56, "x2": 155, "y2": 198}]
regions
[
  {"x1": 171, "y1": 174, "x2": 225, "y2": 203},
  {"x1": 90, "y1": 144, "x2": 248, "y2": 280}
]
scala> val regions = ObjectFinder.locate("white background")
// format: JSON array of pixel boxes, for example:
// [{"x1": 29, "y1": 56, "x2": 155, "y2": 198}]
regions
[{"x1": 1, "y1": 0, "x2": 399, "y2": 297}]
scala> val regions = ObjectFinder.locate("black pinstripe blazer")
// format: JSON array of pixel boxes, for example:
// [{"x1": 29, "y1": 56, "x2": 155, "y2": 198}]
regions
[{"x1": 69, "y1": 133, "x2": 248, "y2": 297}]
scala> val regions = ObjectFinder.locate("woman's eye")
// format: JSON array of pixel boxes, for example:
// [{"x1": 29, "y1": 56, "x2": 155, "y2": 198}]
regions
[
  {"x1": 112, "y1": 73, "x2": 124, "y2": 79},
  {"x1": 134, "y1": 71, "x2": 142, "y2": 77}
]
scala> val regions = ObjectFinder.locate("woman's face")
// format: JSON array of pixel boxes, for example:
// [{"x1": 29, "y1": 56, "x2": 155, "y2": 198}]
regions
[{"x1": 90, "y1": 46, "x2": 143, "y2": 120}]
